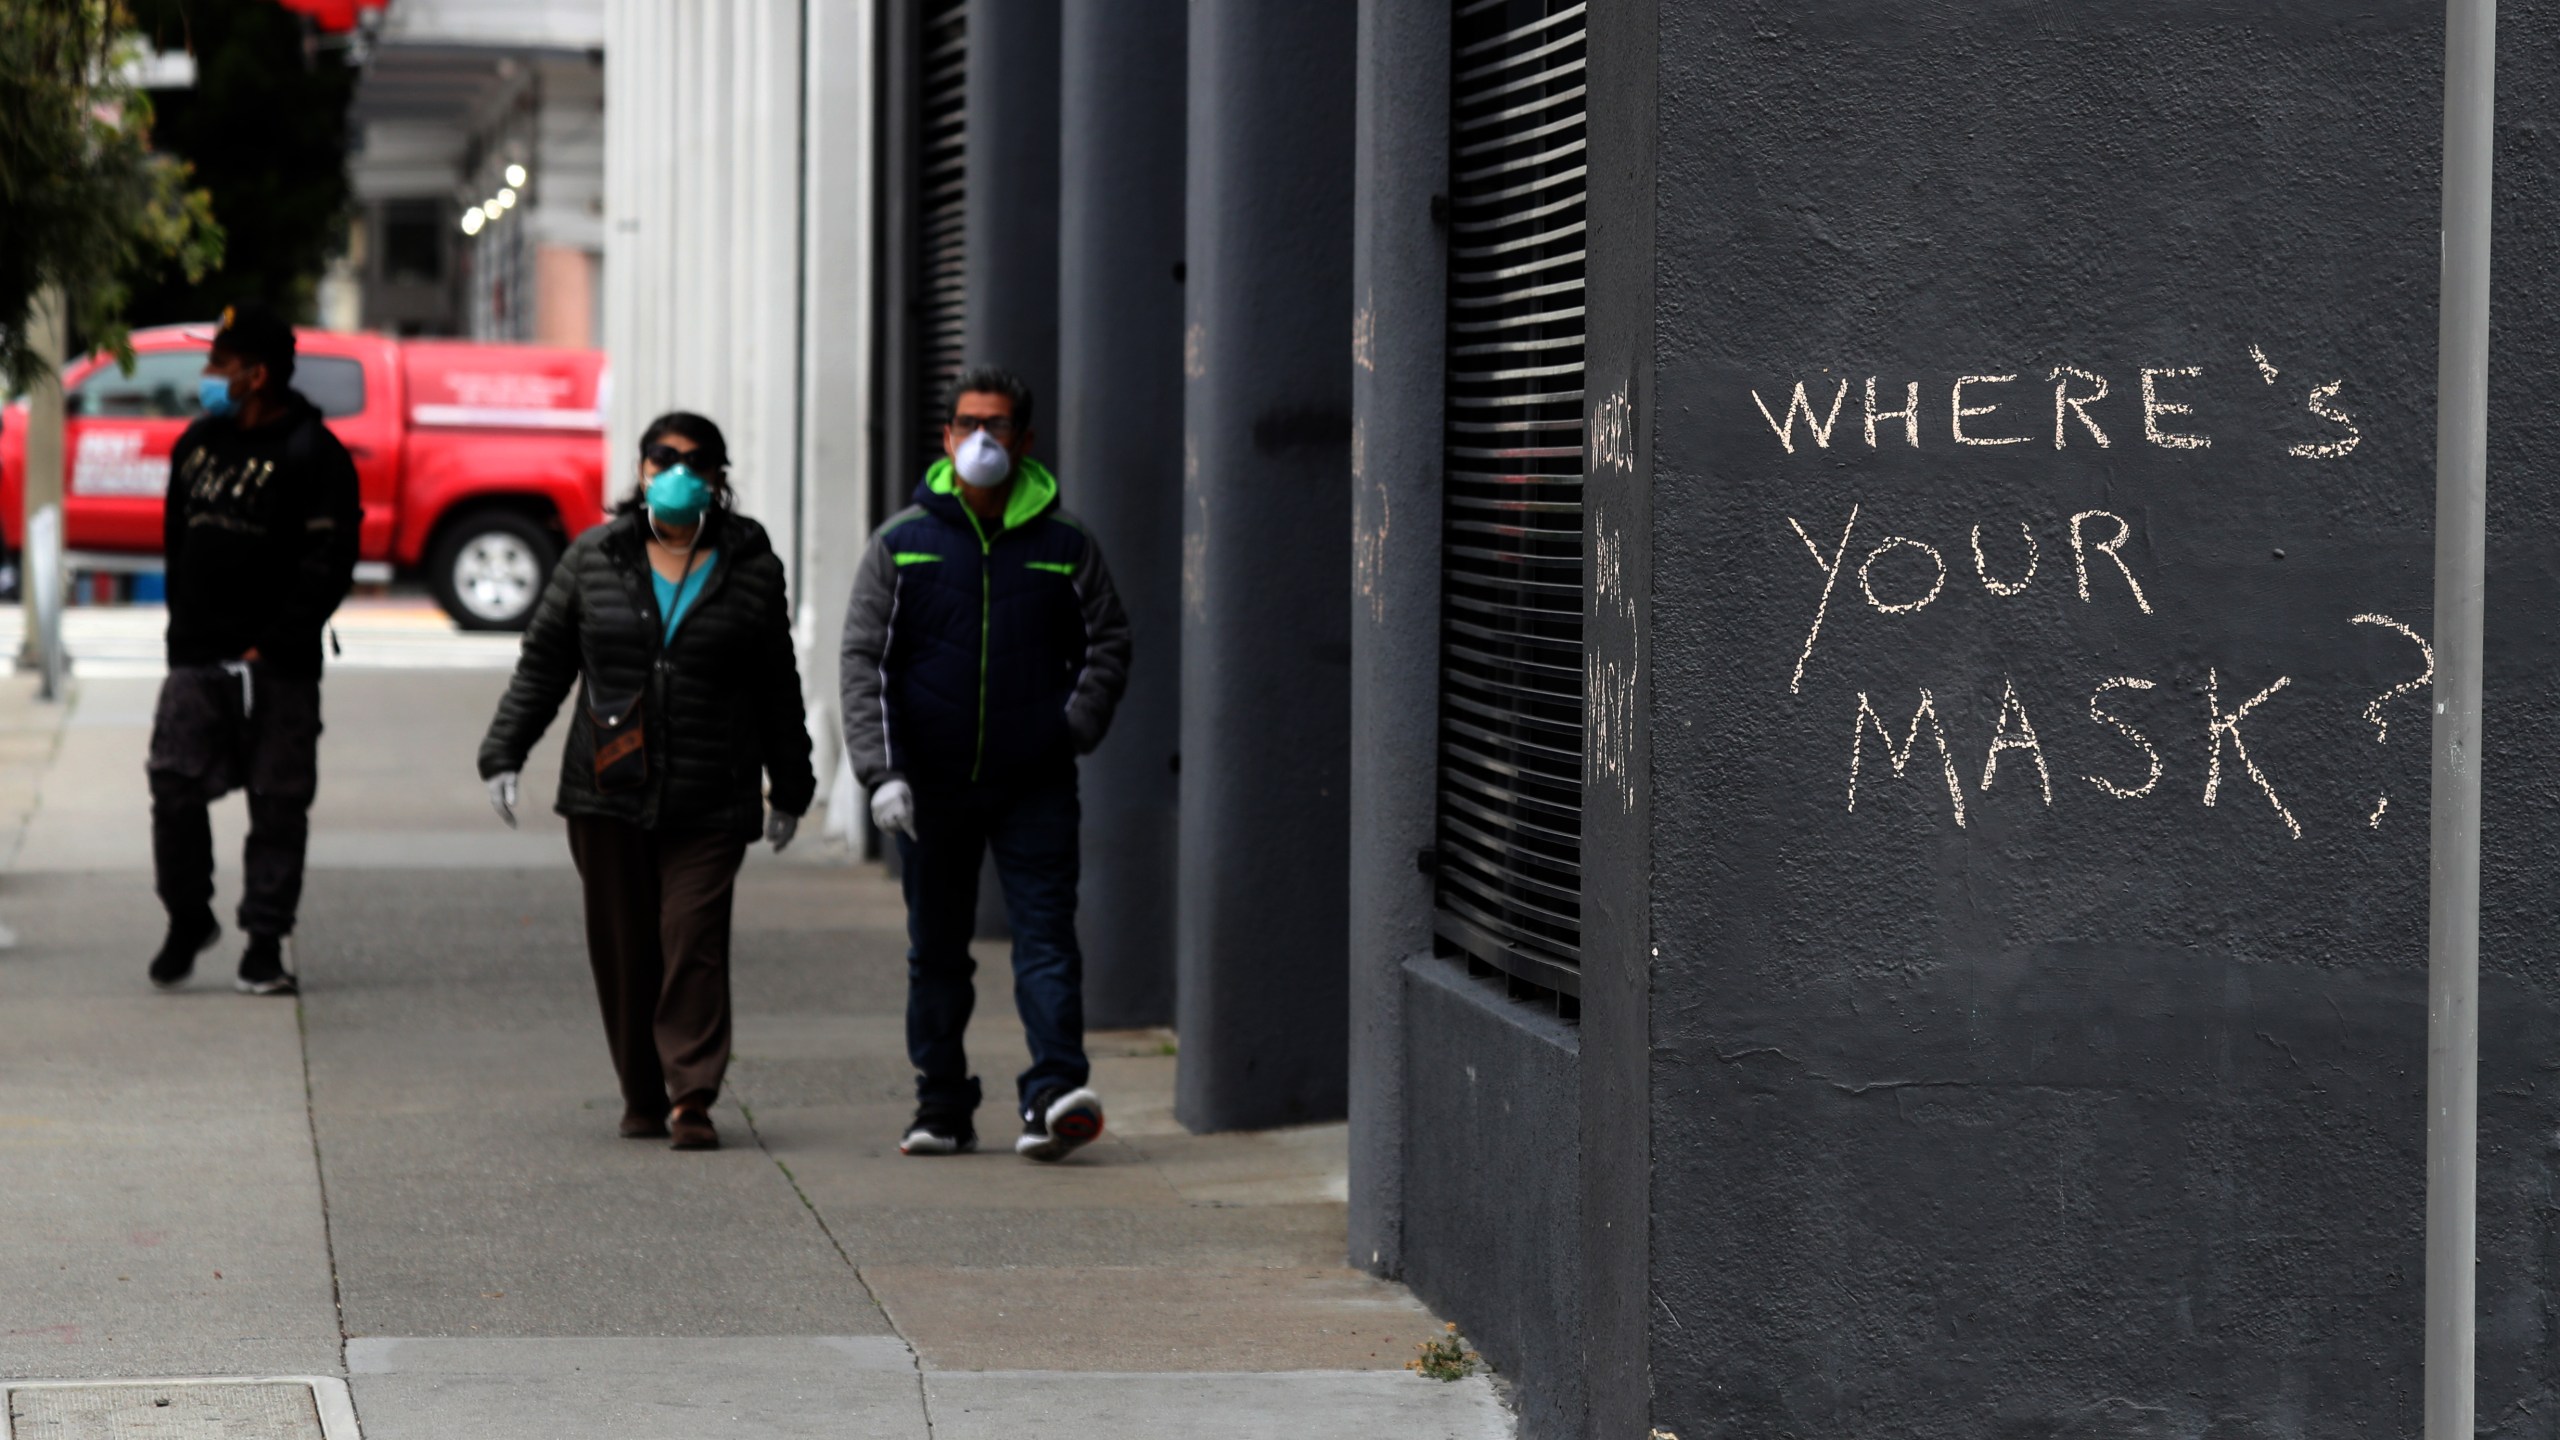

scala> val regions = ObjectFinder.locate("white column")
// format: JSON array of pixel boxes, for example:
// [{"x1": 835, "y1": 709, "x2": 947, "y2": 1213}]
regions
[{"x1": 799, "y1": 0, "x2": 880, "y2": 826}]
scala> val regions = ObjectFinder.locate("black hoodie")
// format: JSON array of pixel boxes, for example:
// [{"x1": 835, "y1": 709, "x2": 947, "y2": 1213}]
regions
[{"x1": 162, "y1": 392, "x2": 363, "y2": 678}]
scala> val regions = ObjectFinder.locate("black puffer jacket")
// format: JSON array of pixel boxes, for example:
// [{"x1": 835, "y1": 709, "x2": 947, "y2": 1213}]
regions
[{"x1": 478, "y1": 507, "x2": 816, "y2": 840}]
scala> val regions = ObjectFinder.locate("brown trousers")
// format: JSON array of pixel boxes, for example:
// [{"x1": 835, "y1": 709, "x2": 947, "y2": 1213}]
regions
[{"x1": 565, "y1": 816, "x2": 748, "y2": 1115}]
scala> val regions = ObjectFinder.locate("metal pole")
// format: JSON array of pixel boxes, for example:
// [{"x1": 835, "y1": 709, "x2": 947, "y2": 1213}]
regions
[
  {"x1": 18, "y1": 286, "x2": 67, "y2": 698},
  {"x1": 2426, "y1": 5, "x2": 2493, "y2": 1440}
]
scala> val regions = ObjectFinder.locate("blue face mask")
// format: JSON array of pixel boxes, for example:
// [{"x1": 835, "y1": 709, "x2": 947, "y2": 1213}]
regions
[
  {"x1": 197, "y1": 375, "x2": 237, "y2": 417},
  {"x1": 645, "y1": 464, "x2": 712, "y2": 528}
]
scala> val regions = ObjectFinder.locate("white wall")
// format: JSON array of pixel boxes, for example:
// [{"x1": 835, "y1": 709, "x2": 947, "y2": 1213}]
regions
[{"x1": 602, "y1": 0, "x2": 878, "y2": 826}]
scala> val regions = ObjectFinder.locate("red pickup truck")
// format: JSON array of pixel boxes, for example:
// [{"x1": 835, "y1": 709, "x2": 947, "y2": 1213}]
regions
[{"x1": 0, "y1": 325, "x2": 608, "y2": 630}]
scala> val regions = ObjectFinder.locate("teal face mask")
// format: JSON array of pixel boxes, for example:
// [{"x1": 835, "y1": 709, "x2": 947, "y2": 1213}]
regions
[{"x1": 645, "y1": 464, "x2": 711, "y2": 527}]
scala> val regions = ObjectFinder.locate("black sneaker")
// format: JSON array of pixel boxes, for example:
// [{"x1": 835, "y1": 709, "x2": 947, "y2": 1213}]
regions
[
  {"x1": 898, "y1": 1108, "x2": 977, "y2": 1156},
  {"x1": 150, "y1": 912, "x2": 221, "y2": 990},
  {"x1": 234, "y1": 935, "x2": 298, "y2": 996},
  {"x1": 1015, "y1": 1087, "x2": 1105, "y2": 1163}
]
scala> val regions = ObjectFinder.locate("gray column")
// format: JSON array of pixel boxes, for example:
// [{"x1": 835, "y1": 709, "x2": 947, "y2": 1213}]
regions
[
  {"x1": 960, "y1": 0, "x2": 1060, "y2": 412},
  {"x1": 1345, "y1": 0, "x2": 1447, "y2": 1276},
  {"x1": 1580, "y1": 3, "x2": 1655, "y2": 1433},
  {"x1": 958, "y1": 1, "x2": 1059, "y2": 940},
  {"x1": 1059, "y1": 0, "x2": 1187, "y2": 1029},
  {"x1": 1175, "y1": 0, "x2": 1358, "y2": 1132}
]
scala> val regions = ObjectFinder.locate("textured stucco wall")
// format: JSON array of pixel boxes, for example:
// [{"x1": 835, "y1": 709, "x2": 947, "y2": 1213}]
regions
[
  {"x1": 1400, "y1": 959, "x2": 1584, "y2": 1440},
  {"x1": 2480, "y1": 6, "x2": 2560, "y2": 1426},
  {"x1": 1640, "y1": 4, "x2": 2558, "y2": 1436},
  {"x1": 1346, "y1": 0, "x2": 1450, "y2": 1279}
]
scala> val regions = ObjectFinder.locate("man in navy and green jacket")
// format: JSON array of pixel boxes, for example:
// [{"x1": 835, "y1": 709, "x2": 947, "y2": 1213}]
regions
[{"x1": 841, "y1": 367, "x2": 1131, "y2": 1162}]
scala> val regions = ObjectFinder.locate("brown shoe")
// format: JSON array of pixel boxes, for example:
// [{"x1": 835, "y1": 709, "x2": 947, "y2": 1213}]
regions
[
  {"x1": 669, "y1": 1104, "x2": 719, "y2": 1151},
  {"x1": 620, "y1": 1107, "x2": 670, "y2": 1140}
]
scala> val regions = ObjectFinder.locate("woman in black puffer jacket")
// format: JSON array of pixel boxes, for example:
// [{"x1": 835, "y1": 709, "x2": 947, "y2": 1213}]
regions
[{"x1": 477, "y1": 412, "x2": 815, "y2": 1151}]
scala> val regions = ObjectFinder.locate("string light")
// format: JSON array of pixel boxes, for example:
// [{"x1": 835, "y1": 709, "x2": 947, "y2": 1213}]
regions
[{"x1": 460, "y1": 206, "x2": 486, "y2": 236}]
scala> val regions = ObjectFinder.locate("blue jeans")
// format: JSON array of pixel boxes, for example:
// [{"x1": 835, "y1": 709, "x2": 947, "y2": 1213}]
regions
[{"x1": 895, "y1": 768, "x2": 1089, "y2": 1117}]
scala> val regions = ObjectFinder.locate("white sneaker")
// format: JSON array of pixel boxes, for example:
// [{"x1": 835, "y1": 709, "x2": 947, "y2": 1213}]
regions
[
  {"x1": 1015, "y1": 1087, "x2": 1104, "y2": 1162},
  {"x1": 899, "y1": 1109, "x2": 979, "y2": 1155}
]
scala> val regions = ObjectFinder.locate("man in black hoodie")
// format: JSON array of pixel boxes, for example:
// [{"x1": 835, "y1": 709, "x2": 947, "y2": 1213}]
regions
[{"x1": 146, "y1": 304, "x2": 361, "y2": 995}]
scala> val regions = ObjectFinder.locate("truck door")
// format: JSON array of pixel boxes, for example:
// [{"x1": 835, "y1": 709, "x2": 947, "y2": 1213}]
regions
[
  {"x1": 62, "y1": 344, "x2": 207, "y2": 552},
  {"x1": 290, "y1": 346, "x2": 399, "y2": 560}
]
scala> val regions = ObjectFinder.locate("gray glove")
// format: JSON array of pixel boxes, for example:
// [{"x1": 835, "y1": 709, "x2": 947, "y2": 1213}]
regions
[
  {"x1": 488, "y1": 771, "x2": 520, "y2": 829},
  {"x1": 767, "y1": 808, "x2": 798, "y2": 852},
  {"x1": 869, "y1": 778, "x2": 916, "y2": 840}
]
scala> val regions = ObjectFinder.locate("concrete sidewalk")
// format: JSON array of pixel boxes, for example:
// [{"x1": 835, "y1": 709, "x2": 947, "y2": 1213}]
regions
[{"x1": 0, "y1": 664, "x2": 1510, "y2": 1438}]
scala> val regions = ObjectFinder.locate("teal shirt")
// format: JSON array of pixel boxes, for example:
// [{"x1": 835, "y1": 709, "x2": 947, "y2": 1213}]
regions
[{"x1": 652, "y1": 550, "x2": 719, "y2": 638}]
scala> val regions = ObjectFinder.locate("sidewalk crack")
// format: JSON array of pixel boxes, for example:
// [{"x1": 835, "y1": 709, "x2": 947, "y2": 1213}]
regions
[
  {"x1": 293, "y1": 995, "x2": 362, "y2": 1432},
  {"x1": 734, "y1": 1092, "x2": 936, "y2": 1438}
]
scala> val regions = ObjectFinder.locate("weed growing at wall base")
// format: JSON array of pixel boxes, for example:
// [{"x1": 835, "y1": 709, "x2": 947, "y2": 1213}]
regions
[{"x1": 1408, "y1": 1323, "x2": 1479, "y2": 1382}]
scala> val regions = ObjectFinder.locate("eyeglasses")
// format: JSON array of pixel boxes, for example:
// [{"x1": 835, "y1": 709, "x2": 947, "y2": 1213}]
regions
[
  {"x1": 643, "y1": 443, "x2": 715, "y2": 471},
  {"x1": 948, "y1": 414, "x2": 1017, "y2": 439}
]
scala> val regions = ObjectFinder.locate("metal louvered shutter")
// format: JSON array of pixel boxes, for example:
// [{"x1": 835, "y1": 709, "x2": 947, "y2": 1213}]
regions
[
  {"x1": 1434, "y1": 0, "x2": 1588, "y2": 1000},
  {"x1": 917, "y1": 0, "x2": 968, "y2": 451}
]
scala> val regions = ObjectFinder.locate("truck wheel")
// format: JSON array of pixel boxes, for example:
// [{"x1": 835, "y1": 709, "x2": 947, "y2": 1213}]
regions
[{"x1": 430, "y1": 512, "x2": 557, "y2": 631}]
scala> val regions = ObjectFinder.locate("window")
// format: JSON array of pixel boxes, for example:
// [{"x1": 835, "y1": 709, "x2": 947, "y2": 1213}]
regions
[
  {"x1": 383, "y1": 199, "x2": 446, "y2": 285},
  {"x1": 292, "y1": 356, "x2": 367, "y2": 418},
  {"x1": 66, "y1": 348, "x2": 364, "y2": 420},
  {"x1": 917, "y1": 0, "x2": 968, "y2": 454},
  {"x1": 68, "y1": 349, "x2": 207, "y2": 419},
  {"x1": 1434, "y1": 0, "x2": 1591, "y2": 1003}
]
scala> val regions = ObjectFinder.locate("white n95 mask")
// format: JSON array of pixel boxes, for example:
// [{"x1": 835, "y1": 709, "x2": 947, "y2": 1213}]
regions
[{"x1": 955, "y1": 429, "x2": 1013, "y2": 489}]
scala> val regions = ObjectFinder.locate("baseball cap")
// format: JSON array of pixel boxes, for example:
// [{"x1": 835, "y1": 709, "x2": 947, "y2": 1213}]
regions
[{"x1": 206, "y1": 302, "x2": 297, "y2": 383}]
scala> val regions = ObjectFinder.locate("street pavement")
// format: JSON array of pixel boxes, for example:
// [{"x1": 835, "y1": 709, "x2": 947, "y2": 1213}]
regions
[{"x1": 0, "y1": 604, "x2": 1511, "y2": 1438}]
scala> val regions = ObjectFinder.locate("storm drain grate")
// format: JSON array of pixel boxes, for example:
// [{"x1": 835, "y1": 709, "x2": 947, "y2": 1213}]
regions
[{"x1": 4, "y1": 1379, "x2": 358, "y2": 1439}]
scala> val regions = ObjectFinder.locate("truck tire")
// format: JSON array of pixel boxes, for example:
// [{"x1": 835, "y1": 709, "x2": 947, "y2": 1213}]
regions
[{"x1": 429, "y1": 511, "x2": 557, "y2": 631}]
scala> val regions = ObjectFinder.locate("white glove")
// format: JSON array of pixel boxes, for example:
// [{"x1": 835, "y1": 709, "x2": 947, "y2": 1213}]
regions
[
  {"x1": 488, "y1": 771, "x2": 520, "y2": 829},
  {"x1": 766, "y1": 808, "x2": 798, "y2": 852},
  {"x1": 869, "y1": 779, "x2": 916, "y2": 840}
]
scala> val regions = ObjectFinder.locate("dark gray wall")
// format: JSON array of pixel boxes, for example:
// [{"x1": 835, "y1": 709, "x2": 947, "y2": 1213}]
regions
[
  {"x1": 1346, "y1": 0, "x2": 1448, "y2": 1278},
  {"x1": 960, "y1": 0, "x2": 1059, "y2": 412},
  {"x1": 1174, "y1": 0, "x2": 1357, "y2": 1132},
  {"x1": 1639, "y1": 5, "x2": 2560, "y2": 1437},
  {"x1": 1058, "y1": 0, "x2": 1187, "y2": 1029},
  {"x1": 2481, "y1": 7, "x2": 2560, "y2": 1424},
  {"x1": 1578, "y1": 2, "x2": 1656, "y2": 1437},
  {"x1": 1400, "y1": 959, "x2": 1583, "y2": 1440}
]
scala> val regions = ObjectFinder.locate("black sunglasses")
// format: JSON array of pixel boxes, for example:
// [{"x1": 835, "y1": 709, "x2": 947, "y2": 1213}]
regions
[{"x1": 643, "y1": 443, "x2": 719, "y2": 472}]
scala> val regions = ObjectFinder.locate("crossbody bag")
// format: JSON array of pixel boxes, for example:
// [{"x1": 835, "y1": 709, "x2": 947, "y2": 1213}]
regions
[{"x1": 585, "y1": 542, "x2": 704, "y2": 794}]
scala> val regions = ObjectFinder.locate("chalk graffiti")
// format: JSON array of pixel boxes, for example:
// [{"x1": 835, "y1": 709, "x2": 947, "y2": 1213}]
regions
[
  {"x1": 1849, "y1": 689, "x2": 1968, "y2": 827},
  {"x1": 2203, "y1": 667, "x2": 2301, "y2": 839},
  {"x1": 1785, "y1": 506, "x2": 1859, "y2": 695},
  {"x1": 1979, "y1": 676, "x2": 2052, "y2": 805},
  {"x1": 1755, "y1": 352, "x2": 2400, "y2": 841},
  {"x1": 2049, "y1": 366, "x2": 2111, "y2": 448},
  {"x1": 2083, "y1": 677, "x2": 2163, "y2": 800},
  {"x1": 2350, "y1": 612, "x2": 2433, "y2": 826},
  {"x1": 2290, "y1": 380, "x2": 2362, "y2": 459},
  {"x1": 2067, "y1": 510, "x2": 2153, "y2": 615},
  {"x1": 1753, "y1": 378, "x2": 1848, "y2": 453},
  {"x1": 2139, "y1": 366, "x2": 2211, "y2": 450},
  {"x1": 1970, "y1": 522, "x2": 2037, "y2": 597},
  {"x1": 1858, "y1": 536, "x2": 1947, "y2": 615}
]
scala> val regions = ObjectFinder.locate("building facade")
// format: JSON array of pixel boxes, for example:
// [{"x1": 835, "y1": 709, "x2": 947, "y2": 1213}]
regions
[
  {"x1": 602, "y1": 5, "x2": 2560, "y2": 1437},
  {"x1": 342, "y1": 0, "x2": 606, "y2": 342},
  {"x1": 600, "y1": 0, "x2": 876, "y2": 821}
]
